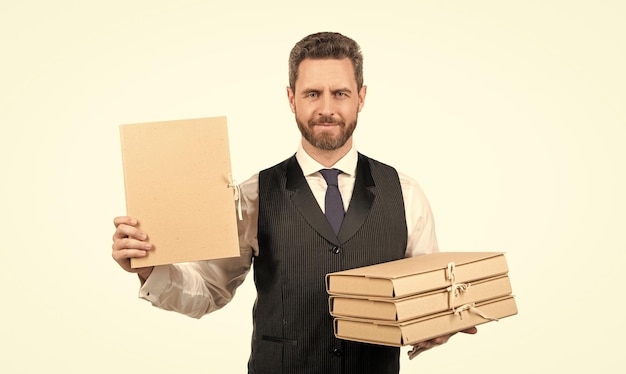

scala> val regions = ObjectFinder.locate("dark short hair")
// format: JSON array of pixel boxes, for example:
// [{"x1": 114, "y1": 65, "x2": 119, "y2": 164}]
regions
[{"x1": 288, "y1": 32, "x2": 364, "y2": 91}]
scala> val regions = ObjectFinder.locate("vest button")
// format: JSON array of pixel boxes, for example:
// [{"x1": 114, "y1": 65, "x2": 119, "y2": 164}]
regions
[
  {"x1": 330, "y1": 246, "x2": 342, "y2": 254},
  {"x1": 330, "y1": 348, "x2": 343, "y2": 357}
]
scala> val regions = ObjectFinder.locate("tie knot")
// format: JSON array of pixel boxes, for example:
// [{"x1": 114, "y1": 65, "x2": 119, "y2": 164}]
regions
[{"x1": 320, "y1": 168, "x2": 341, "y2": 186}]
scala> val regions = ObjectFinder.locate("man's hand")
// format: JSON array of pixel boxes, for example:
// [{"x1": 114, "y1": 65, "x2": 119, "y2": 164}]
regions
[
  {"x1": 111, "y1": 216, "x2": 154, "y2": 281},
  {"x1": 408, "y1": 327, "x2": 478, "y2": 359}
]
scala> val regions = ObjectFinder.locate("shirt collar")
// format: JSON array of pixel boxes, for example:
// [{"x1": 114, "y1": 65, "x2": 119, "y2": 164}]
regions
[{"x1": 295, "y1": 143, "x2": 358, "y2": 177}]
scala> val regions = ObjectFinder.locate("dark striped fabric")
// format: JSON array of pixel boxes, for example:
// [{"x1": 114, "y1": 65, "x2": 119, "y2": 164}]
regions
[{"x1": 249, "y1": 153, "x2": 407, "y2": 374}]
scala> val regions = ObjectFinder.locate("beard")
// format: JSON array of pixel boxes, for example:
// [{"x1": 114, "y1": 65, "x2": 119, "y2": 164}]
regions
[{"x1": 296, "y1": 115, "x2": 357, "y2": 151}]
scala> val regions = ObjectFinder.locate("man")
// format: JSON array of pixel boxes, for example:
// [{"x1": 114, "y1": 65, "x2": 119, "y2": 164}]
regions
[{"x1": 112, "y1": 32, "x2": 475, "y2": 373}]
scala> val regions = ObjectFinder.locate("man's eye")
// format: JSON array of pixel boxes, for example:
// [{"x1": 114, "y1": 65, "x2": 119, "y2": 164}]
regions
[
  {"x1": 307, "y1": 92, "x2": 319, "y2": 98},
  {"x1": 336, "y1": 92, "x2": 348, "y2": 97}
]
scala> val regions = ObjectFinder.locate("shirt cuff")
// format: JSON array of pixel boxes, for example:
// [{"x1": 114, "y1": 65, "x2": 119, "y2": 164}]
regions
[{"x1": 139, "y1": 265, "x2": 170, "y2": 303}]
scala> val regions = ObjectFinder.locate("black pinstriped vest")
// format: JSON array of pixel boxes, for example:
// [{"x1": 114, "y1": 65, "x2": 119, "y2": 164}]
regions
[{"x1": 249, "y1": 153, "x2": 407, "y2": 374}]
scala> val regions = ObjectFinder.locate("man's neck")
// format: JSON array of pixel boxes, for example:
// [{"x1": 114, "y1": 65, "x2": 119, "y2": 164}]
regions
[{"x1": 301, "y1": 138, "x2": 353, "y2": 168}]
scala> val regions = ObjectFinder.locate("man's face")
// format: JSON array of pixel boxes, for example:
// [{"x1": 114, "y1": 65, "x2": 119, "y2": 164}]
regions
[{"x1": 288, "y1": 58, "x2": 366, "y2": 151}]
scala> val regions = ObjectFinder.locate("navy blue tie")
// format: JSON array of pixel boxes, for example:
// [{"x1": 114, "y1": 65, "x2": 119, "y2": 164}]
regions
[{"x1": 320, "y1": 169, "x2": 344, "y2": 235}]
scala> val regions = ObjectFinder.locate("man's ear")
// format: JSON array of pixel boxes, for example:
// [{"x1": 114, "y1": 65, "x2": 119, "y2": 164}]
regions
[
  {"x1": 287, "y1": 86, "x2": 296, "y2": 113},
  {"x1": 357, "y1": 85, "x2": 367, "y2": 112}
]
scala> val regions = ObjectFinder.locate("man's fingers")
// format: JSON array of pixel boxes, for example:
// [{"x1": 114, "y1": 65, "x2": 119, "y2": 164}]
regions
[
  {"x1": 461, "y1": 326, "x2": 478, "y2": 335},
  {"x1": 408, "y1": 327, "x2": 478, "y2": 359},
  {"x1": 111, "y1": 216, "x2": 155, "y2": 277},
  {"x1": 113, "y1": 216, "x2": 137, "y2": 227},
  {"x1": 112, "y1": 237, "x2": 152, "y2": 252},
  {"x1": 432, "y1": 334, "x2": 452, "y2": 345},
  {"x1": 112, "y1": 247, "x2": 148, "y2": 261},
  {"x1": 112, "y1": 216, "x2": 145, "y2": 241},
  {"x1": 112, "y1": 223, "x2": 147, "y2": 241}
]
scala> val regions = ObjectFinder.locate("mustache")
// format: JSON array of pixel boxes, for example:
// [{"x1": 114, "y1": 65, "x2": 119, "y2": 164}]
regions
[{"x1": 310, "y1": 116, "x2": 341, "y2": 125}]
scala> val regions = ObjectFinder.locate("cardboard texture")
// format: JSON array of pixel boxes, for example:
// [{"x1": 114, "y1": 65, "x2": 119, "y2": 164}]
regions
[
  {"x1": 329, "y1": 275, "x2": 512, "y2": 322},
  {"x1": 334, "y1": 295, "x2": 518, "y2": 347},
  {"x1": 326, "y1": 252, "x2": 509, "y2": 298},
  {"x1": 119, "y1": 116, "x2": 240, "y2": 268}
]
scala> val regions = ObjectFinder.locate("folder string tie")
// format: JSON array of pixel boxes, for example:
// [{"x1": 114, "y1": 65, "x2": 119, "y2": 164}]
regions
[
  {"x1": 454, "y1": 303, "x2": 499, "y2": 321},
  {"x1": 408, "y1": 301, "x2": 495, "y2": 361},
  {"x1": 446, "y1": 262, "x2": 471, "y2": 309},
  {"x1": 228, "y1": 179, "x2": 243, "y2": 221}
]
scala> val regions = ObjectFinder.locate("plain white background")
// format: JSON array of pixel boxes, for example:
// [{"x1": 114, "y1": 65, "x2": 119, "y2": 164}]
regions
[{"x1": 1, "y1": 1, "x2": 624, "y2": 372}]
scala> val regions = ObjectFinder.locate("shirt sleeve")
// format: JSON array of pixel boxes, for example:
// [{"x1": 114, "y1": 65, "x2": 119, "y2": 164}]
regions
[
  {"x1": 138, "y1": 174, "x2": 260, "y2": 319},
  {"x1": 399, "y1": 171, "x2": 439, "y2": 258}
]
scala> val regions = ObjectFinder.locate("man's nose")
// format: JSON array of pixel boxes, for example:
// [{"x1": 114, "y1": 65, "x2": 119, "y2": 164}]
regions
[{"x1": 318, "y1": 94, "x2": 335, "y2": 116}]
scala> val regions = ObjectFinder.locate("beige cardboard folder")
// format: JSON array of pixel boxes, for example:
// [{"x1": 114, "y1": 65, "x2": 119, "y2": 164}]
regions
[
  {"x1": 326, "y1": 252, "x2": 509, "y2": 298},
  {"x1": 119, "y1": 116, "x2": 240, "y2": 268},
  {"x1": 329, "y1": 275, "x2": 513, "y2": 322},
  {"x1": 334, "y1": 295, "x2": 518, "y2": 347}
]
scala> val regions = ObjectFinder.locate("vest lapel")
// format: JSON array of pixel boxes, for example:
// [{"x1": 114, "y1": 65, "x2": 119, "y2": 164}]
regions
[
  {"x1": 338, "y1": 154, "x2": 375, "y2": 243},
  {"x1": 285, "y1": 154, "x2": 376, "y2": 246},
  {"x1": 286, "y1": 156, "x2": 340, "y2": 246}
]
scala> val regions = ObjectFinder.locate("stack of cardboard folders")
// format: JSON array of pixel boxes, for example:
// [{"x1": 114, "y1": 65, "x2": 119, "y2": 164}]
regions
[{"x1": 326, "y1": 252, "x2": 518, "y2": 347}]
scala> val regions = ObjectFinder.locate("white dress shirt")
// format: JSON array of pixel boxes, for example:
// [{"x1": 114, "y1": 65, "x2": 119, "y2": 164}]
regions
[{"x1": 139, "y1": 144, "x2": 438, "y2": 318}]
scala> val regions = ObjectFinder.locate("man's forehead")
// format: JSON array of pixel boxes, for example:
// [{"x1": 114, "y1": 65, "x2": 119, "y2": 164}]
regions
[{"x1": 295, "y1": 58, "x2": 357, "y2": 89}]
